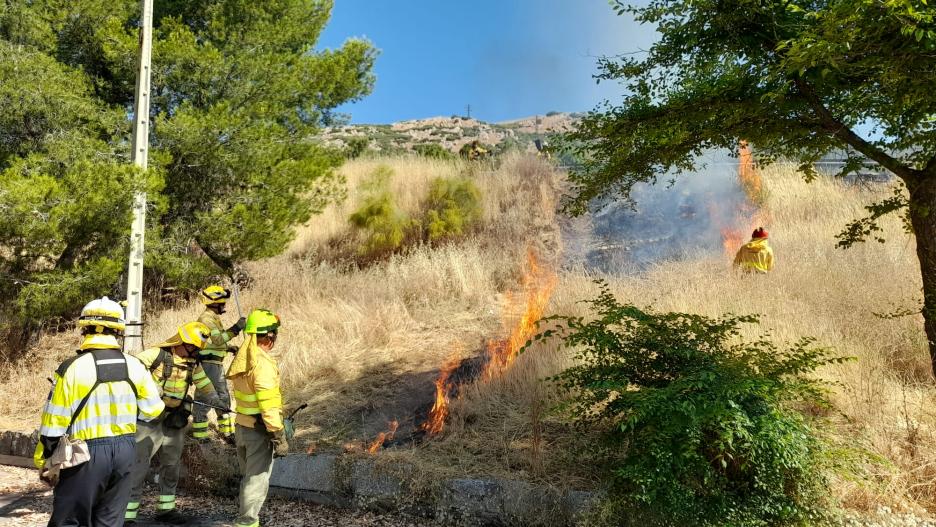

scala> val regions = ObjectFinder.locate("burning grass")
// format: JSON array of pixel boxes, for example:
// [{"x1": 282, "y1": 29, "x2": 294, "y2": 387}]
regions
[
  {"x1": 1, "y1": 150, "x2": 933, "y2": 518},
  {"x1": 0, "y1": 153, "x2": 563, "y2": 447},
  {"x1": 427, "y1": 162, "x2": 934, "y2": 512}
]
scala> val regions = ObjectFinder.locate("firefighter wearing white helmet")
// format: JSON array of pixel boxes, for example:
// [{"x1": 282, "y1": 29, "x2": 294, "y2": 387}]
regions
[
  {"x1": 192, "y1": 285, "x2": 245, "y2": 440},
  {"x1": 125, "y1": 321, "x2": 228, "y2": 525},
  {"x1": 34, "y1": 297, "x2": 164, "y2": 527}
]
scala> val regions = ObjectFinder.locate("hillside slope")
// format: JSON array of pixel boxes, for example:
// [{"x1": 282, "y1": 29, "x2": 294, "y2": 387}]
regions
[
  {"x1": 1, "y1": 153, "x2": 932, "y2": 517},
  {"x1": 320, "y1": 113, "x2": 579, "y2": 156}
]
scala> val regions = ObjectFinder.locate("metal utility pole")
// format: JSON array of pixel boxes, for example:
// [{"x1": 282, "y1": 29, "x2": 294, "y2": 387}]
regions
[
  {"x1": 124, "y1": 0, "x2": 153, "y2": 353},
  {"x1": 465, "y1": 104, "x2": 471, "y2": 119}
]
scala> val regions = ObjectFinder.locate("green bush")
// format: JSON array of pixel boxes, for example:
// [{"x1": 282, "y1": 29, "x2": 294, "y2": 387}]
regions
[
  {"x1": 349, "y1": 166, "x2": 415, "y2": 256},
  {"x1": 413, "y1": 143, "x2": 454, "y2": 160},
  {"x1": 344, "y1": 137, "x2": 369, "y2": 159},
  {"x1": 531, "y1": 282, "x2": 845, "y2": 526},
  {"x1": 423, "y1": 177, "x2": 482, "y2": 241}
]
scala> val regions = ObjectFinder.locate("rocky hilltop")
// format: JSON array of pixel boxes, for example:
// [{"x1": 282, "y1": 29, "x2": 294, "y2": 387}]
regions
[{"x1": 321, "y1": 112, "x2": 581, "y2": 155}]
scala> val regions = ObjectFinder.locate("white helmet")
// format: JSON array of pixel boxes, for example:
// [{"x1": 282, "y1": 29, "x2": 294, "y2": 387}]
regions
[{"x1": 77, "y1": 296, "x2": 126, "y2": 334}]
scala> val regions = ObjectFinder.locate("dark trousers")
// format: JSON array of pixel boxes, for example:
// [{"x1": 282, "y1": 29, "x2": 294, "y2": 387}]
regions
[{"x1": 49, "y1": 434, "x2": 136, "y2": 527}]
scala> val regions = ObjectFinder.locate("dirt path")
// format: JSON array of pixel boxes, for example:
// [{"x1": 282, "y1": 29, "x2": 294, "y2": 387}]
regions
[{"x1": 0, "y1": 465, "x2": 438, "y2": 527}]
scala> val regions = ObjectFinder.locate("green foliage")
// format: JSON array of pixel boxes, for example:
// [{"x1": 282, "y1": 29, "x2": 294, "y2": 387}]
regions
[
  {"x1": 412, "y1": 143, "x2": 454, "y2": 160},
  {"x1": 837, "y1": 186, "x2": 913, "y2": 248},
  {"x1": 545, "y1": 111, "x2": 561, "y2": 117},
  {"x1": 348, "y1": 166, "x2": 415, "y2": 256},
  {"x1": 423, "y1": 177, "x2": 482, "y2": 241},
  {"x1": 561, "y1": 0, "x2": 936, "y2": 375},
  {"x1": 458, "y1": 141, "x2": 491, "y2": 160},
  {"x1": 531, "y1": 282, "x2": 846, "y2": 526},
  {"x1": 561, "y1": 0, "x2": 936, "y2": 214},
  {"x1": 0, "y1": 0, "x2": 375, "y2": 335},
  {"x1": 344, "y1": 137, "x2": 370, "y2": 159},
  {"x1": 347, "y1": 170, "x2": 483, "y2": 258}
]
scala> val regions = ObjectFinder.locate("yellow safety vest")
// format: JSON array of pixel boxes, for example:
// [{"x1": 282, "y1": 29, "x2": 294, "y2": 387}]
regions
[
  {"x1": 197, "y1": 309, "x2": 237, "y2": 362},
  {"x1": 133, "y1": 347, "x2": 214, "y2": 409},
  {"x1": 35, "y1": 348, "x2": 164, "y2": 468},
  {"x1": 227, "y1": 336, "x2": 283, "y2": 432}
]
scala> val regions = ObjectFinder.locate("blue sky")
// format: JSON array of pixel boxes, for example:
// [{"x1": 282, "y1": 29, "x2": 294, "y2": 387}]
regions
[{"x1": 318, "y1": 1, "x2": 657, "y2": 124}]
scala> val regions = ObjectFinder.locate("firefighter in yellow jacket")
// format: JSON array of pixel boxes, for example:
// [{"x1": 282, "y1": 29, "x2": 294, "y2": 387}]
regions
[
  {"x1": 733, "y1": 227, "x2": 775, "y2": 274},
  {"x1": 35, "y1": 297, "x2": 164, "y2": 527},
  {"x1": 228, "y1": 309, "x2": 289, "y2": 527},
  {"x1": 192, "y1": 285, "x2": 246, "y2": 440},
  {"x1": 125, "y1": 321, "x2": 227, "y2": 525}
]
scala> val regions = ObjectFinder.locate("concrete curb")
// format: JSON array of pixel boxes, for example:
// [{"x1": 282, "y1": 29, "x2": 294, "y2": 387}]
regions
[
  {"x1": 269, "y1": 453, "x2": 597, "y2": 526},
  {"x1": 1, "y1": 430, "x2": 597, "y2": 526}
]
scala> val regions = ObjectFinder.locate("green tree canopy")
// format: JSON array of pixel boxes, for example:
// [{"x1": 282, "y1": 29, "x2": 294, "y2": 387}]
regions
[
  {"x1": 563, "y1": 0, "x2": 936, "y2": 375},
  {"x1": 0, "y1": 0, "x2": 375, "y2": 344}
]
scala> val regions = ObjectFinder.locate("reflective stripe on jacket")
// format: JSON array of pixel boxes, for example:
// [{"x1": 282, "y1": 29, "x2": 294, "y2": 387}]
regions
[
  {"x1": 34, "y1": 349, "x2": 164, "y2": 467},
  {"x1": 227, "y1": 335, "x2": 283, "y2": 432},
  {"x1": 197, "y1": 309, "x2": 236, "y2": 361},
  {"x1": 133, "y1": 347, "x2": 215, "y2": 409},
  {"x1": 733, "y1": 238, "x2": 774, "y2": 273}
]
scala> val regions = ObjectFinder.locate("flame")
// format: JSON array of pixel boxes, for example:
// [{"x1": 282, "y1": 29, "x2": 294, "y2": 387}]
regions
[
  {"x1": 420, "y1": 354, "x2": 462, "y2": 436},
  {"x1": 482, "y1": 249, "x2": 557, "y2": 381},
  {"x1": 366, "y1": 420, "x2": 399, "y2": 454},
  {"x1": 717, "y1": 141, "x2": 769, "y2": 258},
  {"x1": 421, "y1": 249, "x2": 558, "y2": 438},
  {"x1": 738, "y1": 140, "x2": 761, "y2": 200}
]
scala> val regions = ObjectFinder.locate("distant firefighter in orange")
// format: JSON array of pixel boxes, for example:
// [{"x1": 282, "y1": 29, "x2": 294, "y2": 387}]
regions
[{"x1": 733, "y1": 227, "x2": 774, "y2": 274}]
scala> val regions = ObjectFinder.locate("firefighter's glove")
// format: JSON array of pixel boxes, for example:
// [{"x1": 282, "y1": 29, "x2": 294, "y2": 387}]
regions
[
  {"x1": 272, "y1": 429, "x2": 290, "y2": 458},
  {"x1": 228, "y1": 317, "x2": 247, "y2": 335},
  {"x1": 39, "y1": 468, "x2": 59, "y2": 487}
]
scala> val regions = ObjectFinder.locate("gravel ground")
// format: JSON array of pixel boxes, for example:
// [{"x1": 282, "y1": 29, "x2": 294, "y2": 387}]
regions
[
  {"x1": 0, "y1": 465, "x2": 438, "y2": 527},
  {"x1": 5, "y1": 464, "x2": 936, "y2": 527}
]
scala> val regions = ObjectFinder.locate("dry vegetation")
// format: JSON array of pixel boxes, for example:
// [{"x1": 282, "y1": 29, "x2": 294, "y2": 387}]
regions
[
  {"x1": 0, "y1": 153, "x2": 562, "y2": 444},
  {"x1": 426, "y1": 163, "x2": 934, "y2": 512},
  {"x1": 1, "y1": 153, "x2": 933, "y2": 516}
]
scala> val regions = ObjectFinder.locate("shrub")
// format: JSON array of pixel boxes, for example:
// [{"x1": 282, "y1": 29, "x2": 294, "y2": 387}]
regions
[
  {"x1": 531, "y1": 282, "x2": 845, "y2": 526},
  {"x1": 348, "y1": 166, "x2": 415, "y2": 256},
  {"x1": 344, "y1": 136, "x2": 369, "y2": 159},
  {"x1": 546, "y1": 110, "x2": 561, "y2": 117},
  {"x1": 423, "y1": 177, "x2": 482, "y2": 241},
  {"x1": 413, "y1": 143, "x2": 454, "y2": 160}
]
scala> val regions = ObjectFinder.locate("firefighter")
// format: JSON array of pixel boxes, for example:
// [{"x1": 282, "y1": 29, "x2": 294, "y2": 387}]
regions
[
  {"x1": 125, "y1": 321, "x2": 228, "y2": 525},
  {"x1": 227, "y1": 309, "x2": 289, "y2": 527},
  {"x1": 35, "y1": 297, "x2": 165, "y2": 527},
  {"x1": 733, "y1": 227, "x2": 775, "y2": 273},
  {"x1": 192, "y1": 285, "x2": 246, "y2": 441}
]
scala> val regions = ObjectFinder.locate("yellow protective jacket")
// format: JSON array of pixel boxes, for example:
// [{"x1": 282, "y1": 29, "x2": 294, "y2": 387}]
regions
[
  {"x1": 733, "y1": 238, "x2": 774, "y2": 274},
  {"x1": 134, "y1": 346, "x2": 216, "y2": 410},
  {"x1": 197, "y1": 309, "x2": 238, "y2": 363},
  {"x1": 34, "y1": 341, "x2": 165, "y2": 468},
  {"x1": 227, "y1": 335, "x2": 283, "y2": 432}
]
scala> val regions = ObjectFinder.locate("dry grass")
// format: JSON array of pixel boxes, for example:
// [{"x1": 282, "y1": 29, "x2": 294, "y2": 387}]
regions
[
  {"x1": 0, "y1": 153, "x2": 562, "y2": 445},
  {"x1": 427, "y1": 163, "x2": 935, "y2": 510},
  {"x1": 2, "y1": 153, "x2": 933, "y2": 516}
]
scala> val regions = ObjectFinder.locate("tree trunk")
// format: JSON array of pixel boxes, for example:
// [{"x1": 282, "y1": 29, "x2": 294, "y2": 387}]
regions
[{"x1": 908, "y1": 176, "x2": 936, "y2": 376}]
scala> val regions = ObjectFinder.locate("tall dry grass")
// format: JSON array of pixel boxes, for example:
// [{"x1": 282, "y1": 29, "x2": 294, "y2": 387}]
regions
[
  {"x1": 3, "y1": 153, "x2": 931, "y2": 515},
  {"x1": 428, "y1": 164, "x2": 934, "y2": 511},
  {"x1": 0, "y1": 153, "x2": 562, "y2": 445}
]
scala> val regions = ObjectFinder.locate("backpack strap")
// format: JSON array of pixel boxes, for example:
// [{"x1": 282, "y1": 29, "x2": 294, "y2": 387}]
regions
[
  {"x1": 155, "y1": 348, "x2": 173, "y2": 388},
  {"x1": 63, "y1": 350, "x2": 138, "y2": 436}
]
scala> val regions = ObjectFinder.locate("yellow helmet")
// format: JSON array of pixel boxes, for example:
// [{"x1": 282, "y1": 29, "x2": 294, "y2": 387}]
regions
[
  {"x1": 178, "y1": 321, "x2": 211, "y2": 350},
  {"x1": 244, "y1": 309, "x2": 280, "y2": 335},
  {"x1": 77, "y1": 297, "x2": 126, "y2": 334},
  {"x1": 200, "y1": 285, "x2": 231, "y2": 305}
]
